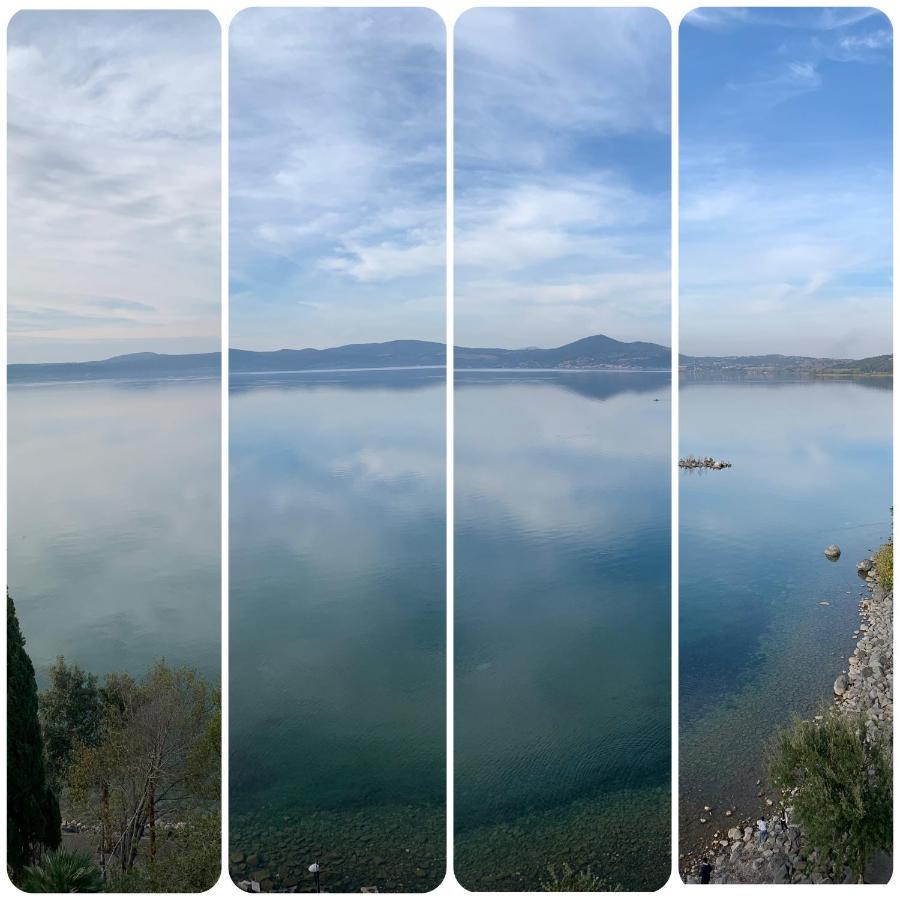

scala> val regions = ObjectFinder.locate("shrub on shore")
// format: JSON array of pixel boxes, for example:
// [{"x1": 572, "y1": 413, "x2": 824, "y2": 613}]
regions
[
  {"x1": 873, "y1": 540, "x2": 892, "y2": 590},
  {"x1": 20, "y1": 848, "x2": 104, "y2": 893},
  {"x1": 539, "y1": 863, "x2": 622, "y2": 892},
  {"x1": 767, "y1": 710, "x2": 892, "y2": 882}
]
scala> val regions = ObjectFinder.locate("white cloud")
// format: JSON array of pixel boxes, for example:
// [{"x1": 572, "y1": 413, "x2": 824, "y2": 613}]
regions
[
  {"x1": 7, "y1": 11, "x2": 220, "y2": 362},
  {"x1": 454, "y1": 8, "x2": 671, "y2": 349},
  {"x1": 680, "y1": 151, "x2": 891, "y2": 357},
  {"x1": 229, "y1": 8, "x2": 446, "y2": 349}
]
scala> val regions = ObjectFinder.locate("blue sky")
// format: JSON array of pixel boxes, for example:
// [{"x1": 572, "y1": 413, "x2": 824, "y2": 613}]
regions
[
  {"x1": 229, "y1": 8, "x2": 445, "y2": 351},
  {"x1": 455, "y1": 7, "x2": 671, "y2": 349},
  {"x1": 7, "y1": 11, "x2": 220, "y2": 363},
  {"x1": 681, "y1": 7, "x2": 892, "y2": 358}
]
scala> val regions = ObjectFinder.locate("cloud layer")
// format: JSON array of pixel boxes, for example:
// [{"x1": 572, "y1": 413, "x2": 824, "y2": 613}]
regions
[
  {"x1": 229, "y1": 8, "x2": 445, "y2": 350},
  {"x1": 455, "y1": 8, "x2": 671, "y2": 349},
  {"x1": 7, "y1": 11, "x2": 221, "y2": 363},
  {"x1": 680, "y1": 7, "x2": 892, "y2": 357}
]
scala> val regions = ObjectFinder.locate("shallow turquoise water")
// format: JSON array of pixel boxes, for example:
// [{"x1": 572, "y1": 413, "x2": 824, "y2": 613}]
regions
[
  {"x1": 679, "y1": 378, "x2": 892, "y2": 853},
  {"x1": 455, "y1": 370, "x2": 671, "y2": 891},
  {"x1": 6, "y1": 378, "x2": 221, "y2": 682},
  {"x1": 229, "y1": 369, "x2": 446, "y2": 892}
]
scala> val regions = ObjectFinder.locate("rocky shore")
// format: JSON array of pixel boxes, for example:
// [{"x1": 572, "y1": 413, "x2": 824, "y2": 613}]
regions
[{"x1": 683, "y1": 556, "x2": 893, "y2": 884}]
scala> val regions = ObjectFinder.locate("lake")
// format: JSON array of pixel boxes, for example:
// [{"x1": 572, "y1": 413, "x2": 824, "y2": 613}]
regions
[
  {"x1": 6, "y1": 377, "x2": 221, "y2": 683},
  {"x1": 228, "y1": 369, "x2": 446, "y2": 893},
  {"x1": 679, "y1": 377, "x2": 892, "y2": 855},
  {"x1": 454, "y1": 370, "x2": 671, "y2": 891}
]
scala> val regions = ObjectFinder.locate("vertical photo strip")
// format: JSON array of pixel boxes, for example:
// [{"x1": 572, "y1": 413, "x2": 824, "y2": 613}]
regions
[
  {"x1": 6, "y1": 10, "x2": 221, "y2": 892},
  {"x1": 454, "y1": 7, "x2": 672, "y2": 892},
  {"x1": 679, "y1": 6, "x2": 892, "y2": 885},
  {"x1": 6, "y1": 4, "x2": 895, "y2": 896},
  {"x1": 228, "y1": 7, "x2": 446, "y2": 894}
]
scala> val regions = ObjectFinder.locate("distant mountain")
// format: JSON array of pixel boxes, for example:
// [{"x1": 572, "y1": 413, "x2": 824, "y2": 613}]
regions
[
  {"x1": 679, "y1": 352, "x2": 893, "y2": 376},
  {"x1": 8, "y1": 351, "x2": 219, "y2": 383},
  {"x1": 230, "y1": 335, "x2": 671, "y2": 372},
  {"x1": 817, "y1": 354, "x2": 893, "y2": 376},
  {"x1": 230, "y1": 340, "x2": 445, "y2": 372},
  {"x1": 9, "y1": 339, "x2": 891, "y2": 382},
  {"x1": 456, "y1": 334, "x2": 671, "y2": 369}
]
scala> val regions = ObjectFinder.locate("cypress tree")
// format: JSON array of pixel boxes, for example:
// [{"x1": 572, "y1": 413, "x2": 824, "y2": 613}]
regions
[{"x1": 7, "y1": 593, "x2": 61, "y2": 873}]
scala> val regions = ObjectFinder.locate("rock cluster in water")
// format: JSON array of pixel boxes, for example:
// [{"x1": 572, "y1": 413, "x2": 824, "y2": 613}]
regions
[
  {"x1": 679, "y1": 456, "x2": 732, "y2": 470},
  {"x1": 683, "y1": 557, "x2": 893, "y2": 884}
]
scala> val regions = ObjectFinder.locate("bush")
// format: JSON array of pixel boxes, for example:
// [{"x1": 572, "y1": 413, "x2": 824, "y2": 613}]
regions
[
  {"x1": 105, "y1": 813, "x2": 220, "y2": 893},
  {"x1": 539, "y1": 863, "x2": 622, "y2": 892},
  {"x1": 768, "y1": 710, "x2": 892, "y2": 881},
  {"x1": 873, "y1": 540, "x2": 892, "y2": 590},
  {"x1": 21, "y1": 848, "x2": 104, "y2": 893}
]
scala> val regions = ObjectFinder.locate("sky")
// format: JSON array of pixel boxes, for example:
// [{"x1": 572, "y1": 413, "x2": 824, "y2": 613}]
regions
[
  {"x1": 229, "y1": 8, "x2": 445, "y2": 351},
  {"x1": 681, "y1": 7, "x2": 892, "y2": 358},
  {"x1": 7, "y1": 11, "x2": 220, "y2": 364},
  {"x1": 455, "y1": 7, "x2": 671, "y2": 350}
]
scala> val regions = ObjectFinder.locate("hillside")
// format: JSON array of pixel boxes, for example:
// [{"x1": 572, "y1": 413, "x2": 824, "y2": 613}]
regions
[
  {"x1": 8, "y1": 352, "x2": 219, "y2": 383},
  {"x1": 456, "y1": 334, "x2": 671, "y2": 369},
  {"x1": 9, "y1": 339, "x2": 892, "y2": 381},
  {"x1": 680, "y1": 352, "x2": 892, "y2": 376}
]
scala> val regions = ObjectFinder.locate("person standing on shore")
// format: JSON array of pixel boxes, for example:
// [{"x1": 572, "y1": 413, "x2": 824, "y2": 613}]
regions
[
  {"x1": 699, "y1": 858, "x2": 712, "y2": 884},
  {"x1": 757, "y1": 816, "x2": 768, "y2": 845}
]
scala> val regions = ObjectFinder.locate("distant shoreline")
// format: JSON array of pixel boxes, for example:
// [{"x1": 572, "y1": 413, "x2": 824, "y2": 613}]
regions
[{"x1": 8, "y1": 336, "x2": 891, "y2": 383}]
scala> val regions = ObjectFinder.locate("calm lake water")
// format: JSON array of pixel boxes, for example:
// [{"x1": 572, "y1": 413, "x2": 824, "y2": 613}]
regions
[
  {"x1": 229, "y1": 369, "x2": 446, "y2": 893},
  {"x1": 679, "y1": 378, "x2": 892, "y2": 855},
  {"x1": 454, "y1": 370, "x2": 671, "y2": 892},
  {"x1": 6, "y1": 377, "x2": 221, "y2": 683}
]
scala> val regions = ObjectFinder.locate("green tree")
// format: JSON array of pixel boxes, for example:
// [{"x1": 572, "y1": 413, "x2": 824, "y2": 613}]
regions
[
  {"x1": 38, "y1": 657, "x2": 103, "y2": 791},
  {"x1": 7, "y1": 593, "x2": 61, "y2": 874},
  {"x1": 768, "y1": 710, "x2": 892, "y2": 881},
  {"x1": 106, "y1": 813, "x2": 220, "y2": 892},
  {"x1": 21, "y1": 848, "x2": 104, "y2": 893},
  {"x1": 69, "y1": 662, "x2": 220, "y2": 877}
]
